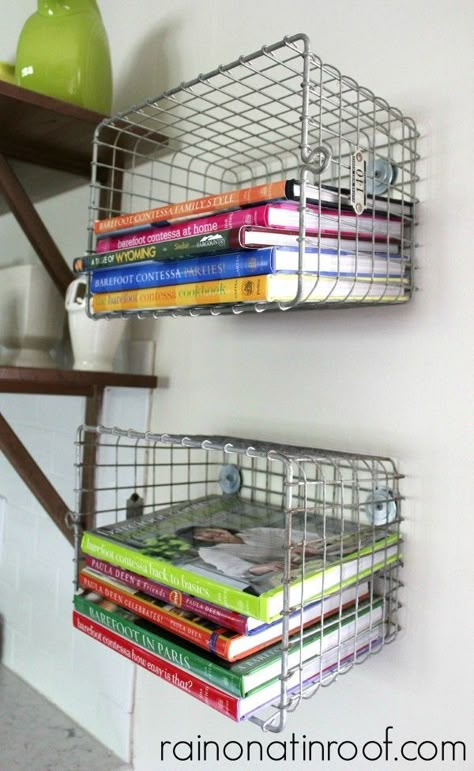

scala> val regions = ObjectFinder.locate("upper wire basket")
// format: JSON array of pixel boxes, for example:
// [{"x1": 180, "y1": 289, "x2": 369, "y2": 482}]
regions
[{"x1": 85, "y1": 33, "x2": 418, "y2": 317}]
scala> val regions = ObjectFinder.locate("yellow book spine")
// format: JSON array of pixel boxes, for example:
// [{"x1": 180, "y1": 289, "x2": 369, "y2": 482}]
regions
[{"x1": 91, "y1": 277, "x2": 268, "y2": 312}]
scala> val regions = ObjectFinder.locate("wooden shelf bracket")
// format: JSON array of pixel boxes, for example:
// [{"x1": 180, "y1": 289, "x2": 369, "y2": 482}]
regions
[
  {"x1": 0, "y1": 152, "x2": 74, "y2": 295},
  {"x1": 0, "y1": 411, "x2": 73, "y2": 544}
]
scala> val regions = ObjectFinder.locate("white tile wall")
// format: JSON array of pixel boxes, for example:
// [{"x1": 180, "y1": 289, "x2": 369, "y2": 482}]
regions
[
  {"x1": 0, "y1": 496, "x2": 5, "y2": 563},
  {"x1": 0, "y1": 388, "x2": 152, "y2": 762}
]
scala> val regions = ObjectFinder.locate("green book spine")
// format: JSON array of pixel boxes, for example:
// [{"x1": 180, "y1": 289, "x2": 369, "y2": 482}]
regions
[
  {"x1": 73, "y1": 593, "x2": 245, "y2": 696},
  {"x1": 73, "y1": 230, "x2": 241, "y2": 272},
  {"x1": 81, "y1": 530, "x2": 265, "y2": 619},
  {"x1": 74, "y1": 591, "x2": 384, "y2": 699},
  {"x1": 81, "y1": 529, "x2": 400, "y2": 622}
]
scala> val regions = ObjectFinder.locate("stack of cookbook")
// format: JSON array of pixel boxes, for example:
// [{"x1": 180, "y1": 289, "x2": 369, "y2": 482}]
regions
[
  {"x1": 74, "y1": 493, "x2": 400, "y2": 722},
  {"x1": 73, "y1": 178, "x2": 412, "y2": 314}
]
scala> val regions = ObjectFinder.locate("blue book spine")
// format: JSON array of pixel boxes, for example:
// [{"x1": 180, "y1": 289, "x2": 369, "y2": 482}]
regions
[
  {"x1": 89, "y1": 246, "x2": 398, "y2": 294},
  {"x1": 90, "y1": 249, "x2": 275, "y2": 293}
]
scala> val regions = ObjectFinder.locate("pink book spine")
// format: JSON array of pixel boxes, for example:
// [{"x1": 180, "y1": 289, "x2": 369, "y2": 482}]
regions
[
  {"x1": 95, "y1": 203, "x2": 400, "y2": 253},
  {"x1": 85, "y1": 555, "x2": 249, "y2": 634},
  {"x1": 73, "y1": 611, "x2": 239, "y2": 720},
  {"x1": 94, "y1": 204, "x2": 294, "y2": 253}
]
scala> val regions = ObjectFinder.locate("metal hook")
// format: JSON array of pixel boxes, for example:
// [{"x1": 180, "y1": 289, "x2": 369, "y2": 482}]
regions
[{"x1": 300, "y1": 144, "x2": 332, "y2": 176}]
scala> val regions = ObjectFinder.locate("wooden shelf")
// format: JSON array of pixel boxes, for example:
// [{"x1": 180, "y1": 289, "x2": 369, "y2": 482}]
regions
[
  {"x1": 0, "y1": 366, "x2": 157, "y2": 396},
  {"x1": 0, "y1": 81, "x2": 110, "y2": 219},
  {"x1": 0, "y1": 84, "x2": 160, "y2": 544},
  {"x1": 0, "y1": 80, "x2": 108, "y2": 178},
  {"x1": 0, "y1": 83, "x2": 108, "y2": 291},
  {"x1": 0, "y1": 81, "x2": 167, "y2": 208},
  {"x1": 0, "y1": 84, "x2": 160, "y2": 388}
]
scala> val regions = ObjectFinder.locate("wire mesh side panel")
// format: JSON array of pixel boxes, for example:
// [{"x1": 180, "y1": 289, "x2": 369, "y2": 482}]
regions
[
  {"x1": 73, "y1": 426, "x2": 402, "y2": 731},
  {"x1": 86, "y1": 33, "x2": 418, "y2": 318},
  {"x1": 250, "y1": 449, "x2": 402, "y2": 731}
]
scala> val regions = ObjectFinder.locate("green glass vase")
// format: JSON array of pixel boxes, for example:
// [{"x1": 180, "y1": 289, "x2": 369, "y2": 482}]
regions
[{"x1": 16, "y1": 0, "x2": 112, "y2": 114}]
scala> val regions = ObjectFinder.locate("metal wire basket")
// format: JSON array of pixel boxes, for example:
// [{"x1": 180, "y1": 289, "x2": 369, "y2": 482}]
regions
[
  {"x1": 72, "y1": 425, "x2": 403, "y2": 731},
  {"x1": 85, "y1": 32, "x2": 418, "y2": 317}
]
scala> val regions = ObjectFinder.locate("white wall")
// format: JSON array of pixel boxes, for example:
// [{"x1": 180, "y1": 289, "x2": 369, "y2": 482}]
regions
[
  {"x1": 0, "y1": 389, "x2": 152, "y2": 760},
  {"x1": 1, "y1": 1, "x2": 473, "y2": 769}
]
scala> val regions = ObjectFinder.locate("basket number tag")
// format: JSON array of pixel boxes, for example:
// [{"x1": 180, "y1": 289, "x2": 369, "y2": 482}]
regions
[{"x1": 350, "y1": 149, "x2": 367, "y2": 215}]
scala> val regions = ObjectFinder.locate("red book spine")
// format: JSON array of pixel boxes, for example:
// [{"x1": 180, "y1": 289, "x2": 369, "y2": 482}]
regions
[
  {"x1": 85, "y1": 556, "x2": 248, "y2": 634},
  {"x1": 79, "y1": 570, "x2": 230, "y2": 657},
  {"x1": 73, "y1": 610, "x2": 239, "y2": 720}
]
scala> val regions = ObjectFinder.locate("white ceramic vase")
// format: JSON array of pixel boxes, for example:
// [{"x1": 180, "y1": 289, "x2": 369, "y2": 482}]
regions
[{"x1": 65, "y1": 277, "x2": 127, "y2": 371}]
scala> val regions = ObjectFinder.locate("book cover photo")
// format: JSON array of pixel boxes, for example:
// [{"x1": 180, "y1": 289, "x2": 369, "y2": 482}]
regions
[{"x1": 81, "y1": 494, "x2": 400, "y2": 621}]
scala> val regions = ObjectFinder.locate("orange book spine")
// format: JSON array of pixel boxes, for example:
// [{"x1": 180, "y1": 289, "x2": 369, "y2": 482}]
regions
[
  {"x1": 78, "y1": 571, "x2": 226, "y2": 654},
  {"x1": 91, "y1": 276, "x2": 268, "y2": 313},
  {"x1": 93, "y1": 180, "x2": 288, "y2": 234}
]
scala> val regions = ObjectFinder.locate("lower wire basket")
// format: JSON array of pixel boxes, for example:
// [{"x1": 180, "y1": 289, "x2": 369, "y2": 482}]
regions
[{"x1": 71, "y1": 425, "x2": 403, "y2": 731}]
